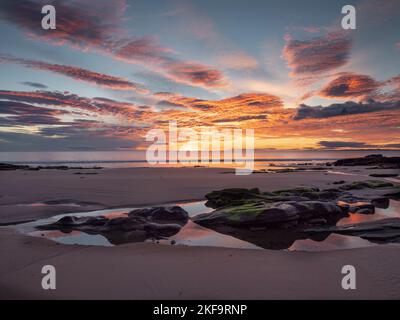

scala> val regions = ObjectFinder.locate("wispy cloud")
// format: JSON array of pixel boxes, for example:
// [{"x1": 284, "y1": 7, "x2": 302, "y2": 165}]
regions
[
  {"x1": 0, "y1": 0, "x2": 227, "y2": 90},
  {"x1": 0, "y1": 54, "x2": 148, "y2": 93}
]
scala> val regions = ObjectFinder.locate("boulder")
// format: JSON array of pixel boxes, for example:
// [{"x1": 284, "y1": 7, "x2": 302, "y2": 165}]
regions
[
  {"x1": 38, "y1": 206, "x2": 189, "y2": 245},
  {"x1": 193, "y1": 200, "x2": 345, "y2": 229}
]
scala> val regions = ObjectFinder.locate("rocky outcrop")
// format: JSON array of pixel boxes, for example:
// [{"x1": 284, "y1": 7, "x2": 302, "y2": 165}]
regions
[
  {"x1": 193, "y1": 200, "x2": 346, "y2": 228},
  {"x1": 0, "y1": 163, "x2": 30, "y2": 170},
  {"x1": 204, "y1": 186, "x2": 343, "y2": 209},
  {"x1": 333, "y1": 154, "x2": 400, "y2": 168},
  {"x1": 0, "y1": 163, "x2": 102, "y2": 171},
  {"x1": 337, "y1": 180, "x2": 394, "y2": 190},
  {"x1": 192, "y1": 181, "x2": 400, "y2": 249},
  {"x1": 38, "y1": 206, "x2": 189, "y2": 245}
]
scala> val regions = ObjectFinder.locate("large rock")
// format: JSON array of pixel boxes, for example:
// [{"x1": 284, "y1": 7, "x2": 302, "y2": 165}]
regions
[
  {"x1": 193, "y1": 200, "x2": 346, "y2": 228},
  {"x1": 333, "y1": 154, "x2": 400, "y2": 168},
  {"x1": 38, "y1": 206, "x2": 189, "y2": 245}
]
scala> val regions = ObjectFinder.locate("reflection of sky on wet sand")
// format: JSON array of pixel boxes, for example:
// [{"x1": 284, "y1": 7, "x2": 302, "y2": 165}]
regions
[
  {"x1": 339, "y1": 200, "x2": 400, "y2": 225},
  {"x1": 154, "y1": 221, "x2": 261, "y2": 250},
  {"x1": 29, "y1": 229, "x2": 112, "y2": 246},
  {"x1": 288, "y1": 234, "x2": 375, "y2": 252}
]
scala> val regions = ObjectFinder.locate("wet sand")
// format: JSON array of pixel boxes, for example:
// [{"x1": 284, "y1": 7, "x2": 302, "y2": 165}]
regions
[
  {"x1": 0, "y1": 166, "x2": 381, "y2": 224},
  {"x1": 1, "y1": 228, "x2": 400, "y2": 299},
  {"x1": 1, "y1": 166, "x2": 400, "y2": 299}
]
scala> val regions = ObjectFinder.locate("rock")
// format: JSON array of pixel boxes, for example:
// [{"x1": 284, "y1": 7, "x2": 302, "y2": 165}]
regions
[
  {"x1": 0, "y1": 163, "x2": 30, "y2": 170},
  {"x1": 369, "y1": 173, "x2": 399, "y2": 178},
  {"x1": 194, "y1": 183, "x2": 400, "y2": 249},
  {"x1": 38, "y1": 206, "x2": 189, "y2": 245},
  {"x1": 332, "y1": 180, "x2": 346, "y2": 185},
  {"x1": 129, "y1": 206, "x2": 189, "y2": 223},
  {"x1": 205, "y1": 188, "x2": 263, "y2": 208},
  {"x1": 309, "y1": 218, "x2": 328, "y2": 225},
  {"x1": 333, "y1": 154, "x2": 400, "y2": 168},
  {"x1": 306, "y1": 218, "x2": 400, "y2": 243},
  {"x1": 347, "y1": 203, "x2": 375, "y2": 214},
  {"x1": 339, "y1": 180, "x2": 394, "y2": 191},
  {"x1": 356, "y1": 208, "x2": 375, "y2": 214},
  {"x1": 193, "y1": 200, "x2": 345, "y2": 229},
  {"x1": 371, "y1": 197, "x2": 390, "y2": 209}
]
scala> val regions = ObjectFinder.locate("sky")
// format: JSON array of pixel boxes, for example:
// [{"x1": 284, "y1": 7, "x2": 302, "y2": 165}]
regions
[{"x1": 0, "y1": 0, "x2": 399, "y2": 153}]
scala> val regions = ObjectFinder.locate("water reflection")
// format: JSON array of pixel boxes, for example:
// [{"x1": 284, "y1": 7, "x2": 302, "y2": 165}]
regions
[{"x1": 10, "y1": 200, "x2": 400, "y2": 251}]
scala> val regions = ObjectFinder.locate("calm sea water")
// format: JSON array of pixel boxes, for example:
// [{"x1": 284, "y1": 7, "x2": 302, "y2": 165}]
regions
[{"x1": 0, "y1": 150, "x2": 399, "y2": 168}]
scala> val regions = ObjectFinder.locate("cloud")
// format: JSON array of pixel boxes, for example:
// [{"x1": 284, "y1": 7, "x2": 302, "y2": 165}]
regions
[
  {"x1": 294, "y1": 99, "x2": 400, "y2": 120},
  {"x1": 0, "y1": 100, "x2": 67, "y2": 116},
  {"x1": 0, "y1": 0, "x2": 226, "y2": 89},
  {"x1": 0, "y1": 100, "x2": 71, "y2": 126},
  {"x1": 0, "y1": 0, "x2": 126, "y2": 50},
  {"x1": 0, "y1": 88, "x2": 399, "y2": 151},
  {"x1": 212, "y1": 115, "x2": 268, "y2": 123},
  {"x1": 113, "y1": 37, "x2": 174, "y2": 65},
  {"x1": 21, "y1": 81, "x2": 48, "y2": 89},
  {"x1": 217, "y1": 52, "x2": 258, "y2": 70},
  {"x1": 163, "y1": 61, "x2": 226, "y2": 88},
  {"x1": 318, "y1": 141, "x2": 371, "y2": 149},
  {"x1": 319, "y1": 73, "x2": 381, "y2": 98},
  {"x1": 0, "y1": 90, "x2": 140, "y2": 121},
  {"x1": 384, "y1": 143, "x2": 400, "y2": 148},
  {"x1": 1, "y1": 54, "x2": 148, "y2": 93},
  {"x1": 282, "y1": 31, "x2": 352, "y2": 77}
]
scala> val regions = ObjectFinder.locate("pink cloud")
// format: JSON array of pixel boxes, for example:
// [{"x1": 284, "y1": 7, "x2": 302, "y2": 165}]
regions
[
  {"x1": 0, "y1": 55, "x2": 148, "y2": 93},
  {"x1": 282, "y1": 31, "x2": 352, "y2": 77}
]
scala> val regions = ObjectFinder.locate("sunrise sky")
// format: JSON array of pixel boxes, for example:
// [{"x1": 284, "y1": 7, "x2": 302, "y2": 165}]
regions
[{"x1": 0, "y1": 0, "x2": 399, "y2": 152}]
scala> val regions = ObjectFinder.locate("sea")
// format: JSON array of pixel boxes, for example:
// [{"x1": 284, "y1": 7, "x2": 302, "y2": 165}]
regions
[{"x1": 0, "y1": 150, "x2": 399, "y2": 169}]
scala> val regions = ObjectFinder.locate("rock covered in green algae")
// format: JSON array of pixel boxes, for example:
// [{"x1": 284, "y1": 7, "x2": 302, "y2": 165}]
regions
[
  {"x1": 204, "y1": 186, "x2": 340, "y2": 209},
  {"x1": 338, "y1": 180, "x2": 394, "y2": 191},
  {"x1": 193, "y1": 200, "x2": 346, "y2": 228},
  {"x1": 196, "y1": 181, "x2": 400, "y2": 230}
]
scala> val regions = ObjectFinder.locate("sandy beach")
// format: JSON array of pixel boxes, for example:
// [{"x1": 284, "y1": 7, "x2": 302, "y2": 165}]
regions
[
  {"x1": 1, "y1": 227, "x2": 400, "y2": 300},
  {"x1": 1, "y1": 165, "x2": 400, "y2": 299},
  {"x1": 0, "y1": 166, "x2": 386, "y2": 224}
]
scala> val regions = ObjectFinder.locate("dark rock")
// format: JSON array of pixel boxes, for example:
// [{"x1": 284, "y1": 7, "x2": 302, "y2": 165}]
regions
[
  {"x1": 129, "y1": 206, "x2": 189, "y2": 223},
  {"x1": 0, "y1": 163, "x2": 30, "y2": 170},
  {"x1": 332, "y1": 180, "x2": 345, "y2": 185},
  {"x1": 371, "y1": 197, "x2": 390, "y2": 209},
  {"x1": 338, "y1": 180, "x2": 394, "y2": 190},
  {"x1": 205, "y1": 188, "x2": 264, "y2": 208},
  {"x1": 333, "y1": 155, "x2": 400, "y2": 167},
  {"x1": 369, "y1": 173, "x2": 399, "y2": 178},
  {"x1": 193, "y1": 200, "x2": 345, "y2": 229},
  {"x1": 347, "y1": 203, "x2": 375, "y2": 214},
  {"x1": 37, "y1": 206, "x2": 189, "y2": 245}
]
